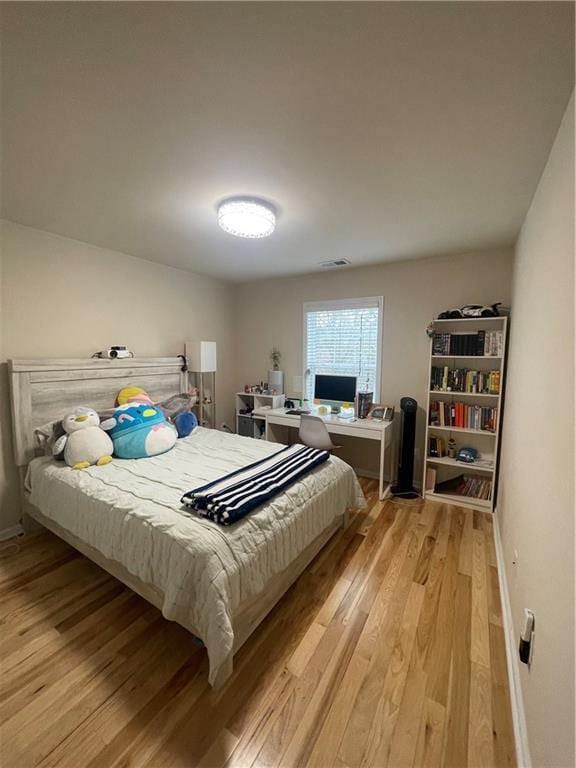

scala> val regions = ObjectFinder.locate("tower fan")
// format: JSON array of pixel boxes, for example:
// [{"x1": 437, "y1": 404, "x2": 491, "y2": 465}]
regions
[{"x1": 391, "y1": 396, "x2": 419, "y2": 499}]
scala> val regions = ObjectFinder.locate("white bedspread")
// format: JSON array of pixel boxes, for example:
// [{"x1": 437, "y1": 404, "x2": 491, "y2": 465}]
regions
[{"x1": 27, "y1": 428, "x2": 365, "y2": 685}]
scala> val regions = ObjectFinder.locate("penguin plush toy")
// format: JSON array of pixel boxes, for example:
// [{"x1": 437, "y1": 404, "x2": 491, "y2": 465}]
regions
[
  {"x1": 54, "y1": 406, "x2": 114, "y2": 469},
  {"x1": 105, "y1": 403, "x2": 177, "y2": 459}
]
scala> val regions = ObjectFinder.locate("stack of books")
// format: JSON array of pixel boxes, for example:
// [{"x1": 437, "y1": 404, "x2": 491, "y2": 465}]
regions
[
  {"x1": 435, "y1": 474, "x2": 492, "y2": 501},
  {"x1": 483, "y1": 330, "x2": 504, "y2": 357},
  {"x1": 429, "y1": 401, "x2": 498, "y2": 431},
  {"x1": 432, "y1": 330, "x2": 504, "y2": 357},
  {"x1": 430, "y1": 366, "x2": 500, "y2": 394}
]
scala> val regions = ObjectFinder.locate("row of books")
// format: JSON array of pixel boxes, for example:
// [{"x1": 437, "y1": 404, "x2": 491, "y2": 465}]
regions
[
  {"x1": 430, "y1": 366, "x2": 501, "y2": 394},
  {"x1": 429, "y1": 401, "x2": 498, "y2": 431},
  {"x1": 432, "y1": 330, "x2": 503, "y2": 357},
  {"x1": 435, "y1": 473, "x2": 492, "y2": 501}
]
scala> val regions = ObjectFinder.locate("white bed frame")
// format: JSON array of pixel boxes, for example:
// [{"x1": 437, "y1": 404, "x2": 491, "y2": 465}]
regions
[{"x1": 8, "y1": 357, "x2": 344, "y2": 687}]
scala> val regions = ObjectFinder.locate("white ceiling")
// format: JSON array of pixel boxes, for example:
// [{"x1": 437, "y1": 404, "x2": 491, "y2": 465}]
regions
[{"x1": 1, "y1": 2, "x2": 573, "y2": 282}]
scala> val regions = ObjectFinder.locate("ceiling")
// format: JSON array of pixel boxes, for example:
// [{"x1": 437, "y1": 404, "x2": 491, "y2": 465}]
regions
[{"x1": 1, "y1": 2, "x2": 574, "y2": 282}]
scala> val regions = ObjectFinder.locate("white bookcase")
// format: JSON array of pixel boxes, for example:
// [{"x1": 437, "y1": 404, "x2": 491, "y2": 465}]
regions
[
  {"x1": 235, "y1": 392, "x2": 285, "y2": 440},
  {"x1": 422, "y1": 316, "x2": 508, "y2": 513}
]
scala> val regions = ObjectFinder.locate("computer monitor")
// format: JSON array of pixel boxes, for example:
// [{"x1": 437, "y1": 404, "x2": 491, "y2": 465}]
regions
[{"x1": 314, "y1": 374, "x2": 357, "y2": 412}]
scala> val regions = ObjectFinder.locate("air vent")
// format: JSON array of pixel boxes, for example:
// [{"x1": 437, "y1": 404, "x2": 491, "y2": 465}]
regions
[{"x1": 319, "y1": 258, "x2": 351, "y2": 268}]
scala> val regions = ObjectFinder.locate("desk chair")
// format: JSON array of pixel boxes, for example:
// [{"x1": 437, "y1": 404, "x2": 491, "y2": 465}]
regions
[{"x1": 299, "y1": 415, "x2": 341, "y2": 452}]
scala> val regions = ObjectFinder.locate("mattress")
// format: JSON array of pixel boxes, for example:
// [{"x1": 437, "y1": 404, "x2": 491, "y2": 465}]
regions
[{"x1": 26, "y1": 428, "x2": 365, "y2": 685}]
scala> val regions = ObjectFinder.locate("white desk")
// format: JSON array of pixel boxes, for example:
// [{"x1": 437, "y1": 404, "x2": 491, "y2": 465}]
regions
[{"x1": 260, "y1": 408, "x2": 395, "y2": 500}]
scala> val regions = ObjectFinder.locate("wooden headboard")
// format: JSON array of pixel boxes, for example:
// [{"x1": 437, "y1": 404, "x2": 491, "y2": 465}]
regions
[{"x1": 9, "y1": 358, "x2": 188, "y2": 466}]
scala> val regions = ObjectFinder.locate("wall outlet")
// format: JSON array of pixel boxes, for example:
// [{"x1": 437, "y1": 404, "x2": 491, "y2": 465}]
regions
[
  {"x1": 519, "y1": 608, "x2": 535, "y2": 665},
  {"x1": 292, "y1": 375, "x2": 303, "y2": 394}
]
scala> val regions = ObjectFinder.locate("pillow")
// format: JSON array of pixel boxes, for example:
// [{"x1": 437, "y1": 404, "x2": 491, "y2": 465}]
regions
[
  {"x1": 107, "y1": 403, "x2": 177, "y2": 459},
  {"x1": 34, "y1": 421, "x2": 62, "y2": 456},
  {"x1": 156, "y1": 392, "x2": 196, "y2": 420}
]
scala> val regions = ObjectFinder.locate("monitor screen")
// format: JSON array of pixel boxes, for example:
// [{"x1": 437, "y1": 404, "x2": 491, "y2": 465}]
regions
[{"x1": 314, "y1": 374, "x2": 357, "y2": 403}]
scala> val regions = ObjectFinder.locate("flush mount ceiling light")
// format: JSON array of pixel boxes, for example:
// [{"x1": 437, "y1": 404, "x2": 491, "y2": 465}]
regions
[{"x1": 217, "y1": 197, "x2": 276, "y2": 239}]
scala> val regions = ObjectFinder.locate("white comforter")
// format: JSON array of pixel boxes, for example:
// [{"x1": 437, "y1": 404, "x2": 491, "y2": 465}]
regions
[{"x1": 27, "y1": 428, "x2": 365, "y2": 685}]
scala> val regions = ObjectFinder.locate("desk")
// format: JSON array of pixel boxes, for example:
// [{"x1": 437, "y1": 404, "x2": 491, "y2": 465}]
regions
[{"x1": 260, "y1": 408, "x2": 395, "y2": 500}]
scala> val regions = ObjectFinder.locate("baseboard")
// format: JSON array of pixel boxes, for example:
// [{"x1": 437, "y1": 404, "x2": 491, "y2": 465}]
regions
[
  {"x1": 0, "y1": 524, "x2": 25, "y2": 542},
  {"x1": 492, "y1": 511, "x2": 532, "y2": 768},
  {"x1": 354, "y1": 468, "x2": 379, "y2": 480}
]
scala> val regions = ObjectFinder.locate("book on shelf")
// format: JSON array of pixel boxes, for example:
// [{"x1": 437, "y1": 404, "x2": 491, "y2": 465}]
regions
[
  {"x1": 434, "y1": 473, "x2": 492, "y2": 501},
  {"x1": 432, "y1": 330, "x2": 504, "y2": 357},
  {"x1": 430, "y1": 366, "x2": 500, "y2": 394},
  {"x1": 427, "y1": 436, "x2": 446, "y2": 457},
  {"x1": 425, "y1": 467, "x2": 437, "y2": 492},
  {"x1": 429, "y1": 400, "x2": 497, "y2": 431}
]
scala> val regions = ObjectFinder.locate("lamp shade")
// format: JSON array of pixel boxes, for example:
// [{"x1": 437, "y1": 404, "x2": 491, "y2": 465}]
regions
[{"x1": 185, "y1": 341, "x2": 217, "y2": 372}]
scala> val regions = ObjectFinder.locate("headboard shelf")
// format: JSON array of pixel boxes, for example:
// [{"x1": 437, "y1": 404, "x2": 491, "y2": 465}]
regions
[
  {"x1": 10, "y1": 357, "x2": 182, "y2": 372},
  {"x1": 9, "y1": 357, "x2": 188, "y2": 466}
]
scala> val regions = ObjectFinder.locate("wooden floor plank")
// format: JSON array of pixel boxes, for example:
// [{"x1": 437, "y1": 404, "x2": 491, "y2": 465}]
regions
[
  {"x1": 442, "y1": 574, "x2": 472, "y2": 767},
  {"x1": 471, "y1": 527, "x2": 491, "y2": 669},
  {"x1": 337, "y1": 527, "x2": 427, "y2": 767},
  {"x1": 468, "y1": 661, "x2": 495, "y2": 768},
  {"x1": 386, "y1": 666, "x2": 427, "y2": 768},
  {"x1": 489, "y1": 623, "x2": 516, "y2": 768},
  {"x1": 423, "y1": 508, "x2": 463, "y2": 707},
  {"x1": 0, "y1": 480, "x2": 515, "y2": 768},
  {"x1": 414, "y1": 697, "x2": 446, "y2": 768}
]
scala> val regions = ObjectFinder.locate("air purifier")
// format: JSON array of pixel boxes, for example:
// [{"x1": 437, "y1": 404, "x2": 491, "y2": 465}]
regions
[{"x1": 391, "y1": 396, "x2": 419, "y2": 498}]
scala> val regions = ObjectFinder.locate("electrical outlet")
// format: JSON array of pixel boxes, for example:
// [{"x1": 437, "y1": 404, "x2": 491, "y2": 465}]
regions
[{"x1": 519, "y1": 609, "x2": 535, "y2": 665}]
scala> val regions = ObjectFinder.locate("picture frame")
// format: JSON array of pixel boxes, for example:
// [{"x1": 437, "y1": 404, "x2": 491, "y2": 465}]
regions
[
  {"x1": 366, "y1": 403, "x2": 395, "y2": 421},
  {"x1": 357, "y1": 390, "x2": 374, "y2": 419}
]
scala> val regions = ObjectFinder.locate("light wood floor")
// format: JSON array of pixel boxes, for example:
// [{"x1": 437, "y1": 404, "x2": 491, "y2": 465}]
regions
[{"x1": 0, "y1": 479, "x2": 515, "y2": 768}]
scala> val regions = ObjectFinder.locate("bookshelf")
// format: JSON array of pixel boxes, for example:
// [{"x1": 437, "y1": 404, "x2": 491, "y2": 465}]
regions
[
  {"x1": 235, "y1": 392, "x2": 285, "y2": 440},
  {"x1": 422, "y1": 316, "x2": 508, "y2": 513}
]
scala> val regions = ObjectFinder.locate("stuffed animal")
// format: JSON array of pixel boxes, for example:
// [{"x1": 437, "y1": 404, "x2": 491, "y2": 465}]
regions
[
  {"x1": 105, "y1": 403, "x2": 177, "y2": 459},
  {"x1": 115, "y1": 386, "x2": 198, "y2": 439},
  {"x1": 174, "y1": 410, "x2": 198, "y2": 438},
  {"x1": 116, "y1": 385, "x2": 154, "y2": 407},
  {"x1": 53, "y1": 407, "x2": 114, "y2": 470}
]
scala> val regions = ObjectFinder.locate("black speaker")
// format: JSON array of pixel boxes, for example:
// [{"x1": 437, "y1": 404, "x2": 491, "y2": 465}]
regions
[{"x1": 391, "y1": 396, "x2": 419, "y2": 499}]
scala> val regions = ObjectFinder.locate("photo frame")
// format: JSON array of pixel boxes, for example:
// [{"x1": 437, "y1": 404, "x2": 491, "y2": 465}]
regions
[{"x1": 366, "y1": 403, "x2": 395, "y2": 421}]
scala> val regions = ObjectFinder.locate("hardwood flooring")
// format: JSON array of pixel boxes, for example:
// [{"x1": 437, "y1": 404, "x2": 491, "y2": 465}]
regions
[{"x1": 0, "y1": 479, "x2": 515, "y2": 767}]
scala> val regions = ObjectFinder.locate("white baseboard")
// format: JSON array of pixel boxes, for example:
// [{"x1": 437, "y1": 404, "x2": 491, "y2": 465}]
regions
[
  {"x1": 354, "y1": 468, "x2": 380, "y2": 480},
  {"x1": 492, "y1": 512, "x2": 532, "y2": 768},
  {"x1": 0, "y1": 524, "x2": 24, "y2": 542}
]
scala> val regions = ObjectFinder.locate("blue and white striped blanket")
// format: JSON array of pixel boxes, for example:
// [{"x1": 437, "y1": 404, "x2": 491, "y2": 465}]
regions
[{"x1": 180, "y1": 444, "x2": 329, "y2": 525}]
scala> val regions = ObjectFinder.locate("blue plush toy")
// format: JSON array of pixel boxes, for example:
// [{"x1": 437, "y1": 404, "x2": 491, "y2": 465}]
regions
[
  {"x1": 174, "y1": 410, "x2": 198, "y2": 438},
  {"x1": 104, "y1": 403, "x2": 177, "y2": 459}
]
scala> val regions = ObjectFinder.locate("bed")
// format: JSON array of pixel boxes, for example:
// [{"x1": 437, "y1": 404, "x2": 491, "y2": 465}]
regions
[{"x1": 9, "y1": 358, "x2": 365, "y2": 686}]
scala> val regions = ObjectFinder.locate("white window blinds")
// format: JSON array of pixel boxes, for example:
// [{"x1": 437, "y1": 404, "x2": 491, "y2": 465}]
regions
[{"x1": 304, "y1": 298, "x2": 382, "y2": 402}]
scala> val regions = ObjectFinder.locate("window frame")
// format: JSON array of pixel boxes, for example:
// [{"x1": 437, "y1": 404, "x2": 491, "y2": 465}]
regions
[{"x1": 302, "y1": 296, "x2": 384, "y2": 403}]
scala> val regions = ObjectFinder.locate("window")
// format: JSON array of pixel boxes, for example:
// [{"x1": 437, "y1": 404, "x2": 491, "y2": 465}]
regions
[{"x1": 303, "y1": 297, "x2": 383, "y2": 402}]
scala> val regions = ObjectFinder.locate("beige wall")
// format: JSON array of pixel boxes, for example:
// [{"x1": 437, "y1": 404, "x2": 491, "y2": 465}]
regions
[
  {"x1": 234, "y1": 248, "x2": 513, "y2": 478},
  {"x1": 0, "y1": 221, "x2": 236, "y2": 532},
  {"x1": 0, "y1": 229, "x2": 22, "y2": 533},
  {"x1": 498, "y1": 94, "x2": 575, "y2": 767}
]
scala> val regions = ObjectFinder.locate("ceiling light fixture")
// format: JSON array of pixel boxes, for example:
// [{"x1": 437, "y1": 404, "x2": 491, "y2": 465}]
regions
[{"x1": 217, "y1": 197, "x2": 276, "y2": 239}]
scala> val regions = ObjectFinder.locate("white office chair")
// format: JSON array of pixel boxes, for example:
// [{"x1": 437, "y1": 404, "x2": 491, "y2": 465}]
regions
[{"x1": 299, "y1": 415, "x2": 341, "y2": 452}]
